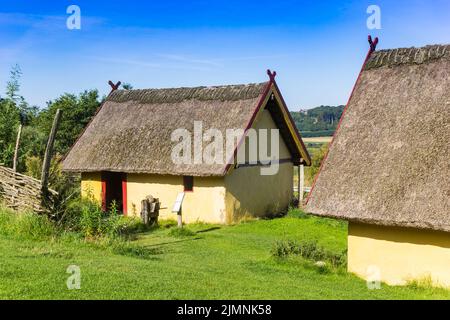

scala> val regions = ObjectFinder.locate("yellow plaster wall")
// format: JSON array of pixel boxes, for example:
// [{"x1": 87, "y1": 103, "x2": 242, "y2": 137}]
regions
[
  {"x1": 126, "y1": 174, "x2": 226, "y2": 224},
  {"x1": 224, "y1": 109, "x2": 294, "y2": 223},
  {"x1": 80, "y1": 172, "x2": 102, "y2": 203},
  {"x1": 348, "y1": 222, "x2": 450, "y2": 287},
  {"x1": 224, "y1": 162, "x2": 293, "y2": 223},
  {"x1": 240, "y1": 109, "x2": 292, "y2": 161}
]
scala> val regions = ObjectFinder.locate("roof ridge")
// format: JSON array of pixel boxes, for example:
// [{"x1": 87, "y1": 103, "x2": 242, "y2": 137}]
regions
[
  {"x1": 107, "y1": 82, "x2": 269, "y2": 104},
  {"x1": 112, "y1": 82, "x2": 268, "y2": 94},
  {"x1": 365, "y1": 44, "x2": 450, "y2": 70}
]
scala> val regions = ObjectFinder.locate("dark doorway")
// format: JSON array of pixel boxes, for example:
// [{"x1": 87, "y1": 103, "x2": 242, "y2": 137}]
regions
[{"x1": 101, "y1": 172, "x2": 126, "y2": 214}]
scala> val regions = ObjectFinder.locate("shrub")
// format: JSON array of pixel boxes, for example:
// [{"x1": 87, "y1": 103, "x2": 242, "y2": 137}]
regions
[
  {"x1": 407, "y1": 276, "x2": 436, "y2": 290},
  {"x1": 271, "y1": 239, "x2": 299, "y2": 257},
  {"x1": 79, "y1": 201, "x2": 105, "y2": 238},
  {"x1": 59, "y1": 198, "x2": 147, "y2": 239},
  {"x1": 271, "y1": 239, "x2": 347, "y2": 270},
  {"x1": 60, "y1": 198, "x2": 99, "y2": 233}
]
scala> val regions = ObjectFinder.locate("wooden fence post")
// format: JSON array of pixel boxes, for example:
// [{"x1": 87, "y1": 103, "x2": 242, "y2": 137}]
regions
[
  {"x1": 177, "y1": 208, "x2": 183, "y2": 228},
  {"x1": 298, "y1": 164, "x2": 305, "y2": 206},
  {"x1": 12, "y1": 123, "x2": 23, "y2": 172},
  {"x1": 41, "y1": 109, "x2": 62, "y2": 195}
]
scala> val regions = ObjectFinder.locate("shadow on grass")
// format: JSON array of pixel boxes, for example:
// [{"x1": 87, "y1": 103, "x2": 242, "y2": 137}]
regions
[
  {"x1": 143, "y1": 236, "x2": 203, "y2": 248},
  {"x1": 196, "y1": 227, "x2": 221, "y2": 234}
]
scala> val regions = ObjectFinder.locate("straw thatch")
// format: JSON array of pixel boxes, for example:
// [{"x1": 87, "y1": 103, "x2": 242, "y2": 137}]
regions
[
  {"x1": 306, "y1": 44, "x2": 450, "y2": 232},
  {"x1": 365, "y1": 45, "x2": 450, "y2": 70},
  {"x1": 63, "y1": 82, "x2": 308, "y2": 176}
]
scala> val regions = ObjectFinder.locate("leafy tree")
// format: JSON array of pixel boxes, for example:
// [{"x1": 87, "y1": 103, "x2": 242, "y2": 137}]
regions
[
  {"x1": 0, "y1": 66, "x2": 99, "y2": 216},
  {"x1": 36, "y1": 90, "x2": 102, "y2": 155},
  {"x1": 0, "y1": 65, "x2": 23, "y2": 166},
  {"x1": 122, "y1": 83, "x2": 133, "y2": 90},
  {"x1": 16, "y1": 125, "x2": 47, "y2": 172},
  {"x1": 5, "y1": 64, "x2": 22, "y2": 103},
  {"x1": 0, "y1": 99, "x2": 19, "y2": 166},
  {"x1": 0, "y1": 65, "x2": 48, "y2": 169}
]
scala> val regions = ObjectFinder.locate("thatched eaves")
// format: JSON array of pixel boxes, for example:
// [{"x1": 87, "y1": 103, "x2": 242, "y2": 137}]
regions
[{"x1": 306, "y1": 44, "x2": 450, "y2": 233}]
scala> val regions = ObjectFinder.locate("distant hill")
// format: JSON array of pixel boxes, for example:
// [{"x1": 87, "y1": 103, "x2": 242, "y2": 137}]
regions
[{"x1": 291, "y1": 105, "x2": 345, "y2": 137}]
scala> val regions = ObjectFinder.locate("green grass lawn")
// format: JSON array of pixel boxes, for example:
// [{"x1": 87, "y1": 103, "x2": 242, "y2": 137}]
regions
[{"x1": 0, "y1": 212, "x2": 448, "y2": 300}]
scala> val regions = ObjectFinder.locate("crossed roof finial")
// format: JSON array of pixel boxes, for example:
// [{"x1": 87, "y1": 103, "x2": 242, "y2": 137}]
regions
[
  {"x1": 108, "y1": 80, "x2": 122, "y2": 93},
  {"x1": 368, "y1": 35, "x2": 379, "y2": 52},
  {"x1": 267, "y1": 69, "x2": 277, "y2": 82}
]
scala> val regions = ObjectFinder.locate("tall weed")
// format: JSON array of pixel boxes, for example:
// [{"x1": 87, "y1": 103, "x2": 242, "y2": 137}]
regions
[{"x1": 0, "y1": 208, "x2": 58, "y2": 240}]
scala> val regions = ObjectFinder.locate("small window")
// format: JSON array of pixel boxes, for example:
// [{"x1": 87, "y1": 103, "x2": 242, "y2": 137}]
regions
[{"x1": 183, "y1": 176, "x2": 194, "y2": 192}]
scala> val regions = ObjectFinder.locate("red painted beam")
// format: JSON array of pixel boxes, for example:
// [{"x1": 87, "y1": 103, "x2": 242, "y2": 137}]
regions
[
  {"x1": 101, "y1": 174, "x2": 107, "y2": 212},
  {"x1": 122, "y1": 174, "x2": 128, "y2": 216}
]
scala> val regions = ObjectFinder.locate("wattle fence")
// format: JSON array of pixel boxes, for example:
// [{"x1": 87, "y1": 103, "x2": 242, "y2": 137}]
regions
[{"x1": 0, "y1": 166, "x2": 56, "y2": 214}]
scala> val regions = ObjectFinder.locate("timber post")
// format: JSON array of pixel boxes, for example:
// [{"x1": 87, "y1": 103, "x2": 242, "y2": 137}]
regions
[
  {"x1": 177, "y1": 208, "x2": 183, "y2": 228},
  {"x1": 12, "y1": 123, "x2": 23, "y2": 172},
  {"x1": 41, "y1": 109, "x2": 62, "y2": 196},
  {"x1": 298, "y1": 162, "x2": 305, "y2": 207}
]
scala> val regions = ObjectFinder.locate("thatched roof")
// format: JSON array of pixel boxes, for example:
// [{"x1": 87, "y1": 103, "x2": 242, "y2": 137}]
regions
[
  {"x1": 306, "y1": 44, "x2": 450, "y2": 233},
  {"x1": 62, "y1": 81, "x2": 310, "y2": 176}
]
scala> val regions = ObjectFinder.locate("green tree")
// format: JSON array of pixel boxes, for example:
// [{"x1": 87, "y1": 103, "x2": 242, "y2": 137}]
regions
[
  {"x1": 122, "y1": 83, "x2": 133, "y2": 90},
  {"x1": 0, "y1": 65, "x2": 42, "y2": 169},
  {"x1": 36, "y1": 90, "x2": 102, "y2": 155},
  {"x1": 0, "y1": 65, "x2": 24, "y2": 166},
  {"x1": 5, "y1": 64, "x2": 22, "y2": 102},
  {"x1": 305, "y1": 144, "x2": 328, "y2": 186}
]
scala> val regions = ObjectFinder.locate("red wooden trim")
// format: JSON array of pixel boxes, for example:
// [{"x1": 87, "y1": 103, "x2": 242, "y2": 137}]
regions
[
  {"x1": 101, "y1": 173, "x2": 107, "y2": 211},
  {"x1": 306, "y1": 36, "x2": 379, "y2": 205},
  {"x1": 122, "y1": 174, "x2": 127, "y2": 216},
  {"x1": 223, "y1": 80, "x2": 272, "y2": 175}
]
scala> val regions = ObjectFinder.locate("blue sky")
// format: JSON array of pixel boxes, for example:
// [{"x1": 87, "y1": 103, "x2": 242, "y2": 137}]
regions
[{"x1": 1, "y1": 0, "x2": 449, "y2": 110}]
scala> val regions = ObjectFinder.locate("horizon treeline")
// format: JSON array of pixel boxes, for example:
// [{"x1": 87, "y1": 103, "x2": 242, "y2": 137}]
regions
[{"x1": 292, "y1": 105, "x2": 345, "y2": 138}]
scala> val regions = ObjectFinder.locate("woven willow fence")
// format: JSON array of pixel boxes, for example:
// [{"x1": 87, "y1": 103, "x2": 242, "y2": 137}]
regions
[{"x1": 0, "y1": 166, "x2": 56, "y2": 214}]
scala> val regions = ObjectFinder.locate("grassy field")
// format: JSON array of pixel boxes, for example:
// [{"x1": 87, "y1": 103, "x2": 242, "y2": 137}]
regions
[
  {"x1": 0, "y1": 211, "x2": 448, "y2": 300},
  {"x1": 302, "y1": 136, "x2": 333, "y2": 144}
]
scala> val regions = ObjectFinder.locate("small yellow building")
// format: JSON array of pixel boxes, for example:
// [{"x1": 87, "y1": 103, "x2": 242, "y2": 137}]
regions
[
  {"x1": 63, "y1": 71, "x2": 311, "y2": 224},
  {"x1": 306, "y1": 43, "x2": 450, "y2": 287}
]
